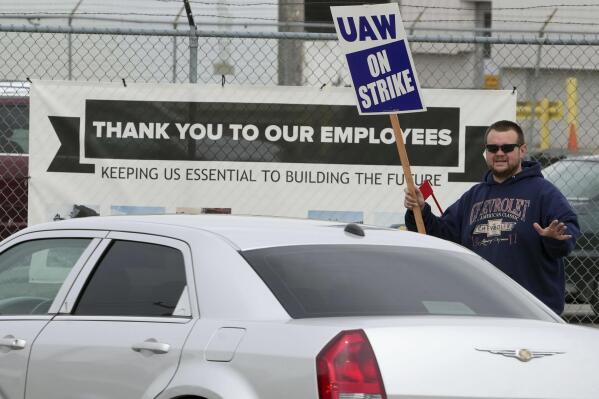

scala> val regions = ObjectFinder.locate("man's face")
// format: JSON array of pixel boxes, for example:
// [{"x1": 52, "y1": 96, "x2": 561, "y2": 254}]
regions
[{"x1": 485, "y1": 129, "x2": 527, "y2": 181}]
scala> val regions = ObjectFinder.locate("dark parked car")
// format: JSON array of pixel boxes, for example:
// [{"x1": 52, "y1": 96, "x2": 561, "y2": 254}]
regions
[{"x1": 542, "y1": 155, "x2": 599, "y2": 315}]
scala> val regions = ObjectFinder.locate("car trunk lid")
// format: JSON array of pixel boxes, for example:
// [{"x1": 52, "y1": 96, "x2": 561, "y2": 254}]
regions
[{"x1": 361, "y1": 317, "x2": 599, "y2": 399}]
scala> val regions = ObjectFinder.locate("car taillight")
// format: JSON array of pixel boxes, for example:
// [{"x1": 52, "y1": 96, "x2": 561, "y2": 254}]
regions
[{"x1": 317, "y1": 329, "x2": 387, "y2": 399}]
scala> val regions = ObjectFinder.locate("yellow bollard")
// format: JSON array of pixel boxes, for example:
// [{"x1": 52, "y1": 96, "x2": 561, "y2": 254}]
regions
[{"x1": 539, "y1": 98, "x2": 550, "y2": 150}]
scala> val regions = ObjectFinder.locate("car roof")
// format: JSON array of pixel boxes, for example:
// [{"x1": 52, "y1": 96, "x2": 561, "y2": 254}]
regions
[
  {"x1": 18, "y1": 214, "x2": 472, "y2": 253},
  {"x1": 557, "y1": 154, "x2": 599, "y2": 162}
]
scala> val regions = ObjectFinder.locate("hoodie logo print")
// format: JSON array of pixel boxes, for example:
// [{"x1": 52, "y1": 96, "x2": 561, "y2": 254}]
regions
[
  {"x1": 469, "y1": 197, "x2": 531, "y2": 224},
  {"x1": 473, "y1": 218, "x2": 516, "y2": 237}
]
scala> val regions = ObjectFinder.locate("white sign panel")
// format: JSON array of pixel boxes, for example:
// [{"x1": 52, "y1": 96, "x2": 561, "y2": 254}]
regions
[
  {"x1": 331, "y1": 3, "x2": 425, "y2": 114},
  {"x1": 29, "y1": 81, "x2": 515, "y2": 227}
]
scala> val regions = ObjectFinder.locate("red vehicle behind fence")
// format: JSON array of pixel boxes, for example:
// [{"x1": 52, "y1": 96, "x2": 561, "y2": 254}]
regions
[{"x1": 0, "y1": 94, "x2": 29, "y2": 240}]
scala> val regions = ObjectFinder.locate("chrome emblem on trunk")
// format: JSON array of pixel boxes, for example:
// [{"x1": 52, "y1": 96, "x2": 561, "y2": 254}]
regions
[
  {"x1": 475, "y1": 348, "x2": 564, "y2": 362},
  {"x1": 516, "y1": 349, "x2": 532, "y2": 362}
]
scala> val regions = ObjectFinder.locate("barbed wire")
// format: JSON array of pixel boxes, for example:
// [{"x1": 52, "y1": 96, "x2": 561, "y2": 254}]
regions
[
  {"x1": 150, "y1": 0, "x2": 599, "y2": 11},
  {"x1": 5, "y1": 0, "x2": 599, "y2": 12},
  {"x1": 407, "y1": 19, "x2": 599, "y2": 27},
  {"x1": 0, "y1": 12, "x2": 183, "y2": 18},
  {"x1": 6, "y1": 12, "x2": 599, "y2": 27}
]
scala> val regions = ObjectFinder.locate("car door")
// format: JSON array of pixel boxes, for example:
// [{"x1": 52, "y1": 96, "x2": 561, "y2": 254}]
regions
[
  {"x1": 26, "y1": 232, "x2": 198, "y2": 399},
  {"x1": 0, "y1": 230, "x2": 103, "y2": 399}
]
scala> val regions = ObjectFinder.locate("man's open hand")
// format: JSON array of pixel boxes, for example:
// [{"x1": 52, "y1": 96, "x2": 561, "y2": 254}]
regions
[{"x1": 533, "y1": 220, "x2": 572, "y2": 240}]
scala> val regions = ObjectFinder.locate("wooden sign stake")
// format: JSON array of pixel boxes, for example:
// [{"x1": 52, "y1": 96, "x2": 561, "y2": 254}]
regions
[{"x1": 389, "y1": 113, "x2": 426, "y2": 234}]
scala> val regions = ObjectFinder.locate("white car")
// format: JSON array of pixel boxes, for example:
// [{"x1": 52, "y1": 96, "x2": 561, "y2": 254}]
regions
[{"x1": 1, "y1": 214, "x2": 598, "y2": 399}]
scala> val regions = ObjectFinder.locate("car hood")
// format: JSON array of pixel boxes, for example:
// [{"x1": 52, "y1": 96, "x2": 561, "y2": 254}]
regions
[{"x1": 366, "y1": 318, "x2": 599, "y2": 399}]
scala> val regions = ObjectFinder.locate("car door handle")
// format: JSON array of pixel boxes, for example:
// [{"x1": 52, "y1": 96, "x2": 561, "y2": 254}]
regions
[
  {"x1": 131, "y1": 339, "x2": 170, "y2": 355},
  {"x1": 0, "y1": 336, "x2": 26, "y2": 350}
]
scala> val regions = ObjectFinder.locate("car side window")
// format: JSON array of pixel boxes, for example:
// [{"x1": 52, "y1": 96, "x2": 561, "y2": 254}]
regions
[
  {"x1": 73, "y1": 240, "x2": 187, "y2": 317},
  {"x1": 0, "y1": 238, "x2": 92, "y2": 315}
]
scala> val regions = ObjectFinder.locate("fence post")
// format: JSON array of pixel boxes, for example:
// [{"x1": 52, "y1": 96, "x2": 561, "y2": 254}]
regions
[
  {"x1": 473, "y1": 2, "x2": 491, "y2": 89},
  {"x1": 172, "y1": 6, "x2": 185, "y2": 83},
  {"x1": 188, "y1": 28, "x2": 198, "y2": 84},
  {"x1": 67, "y1": 0, "x2": 84, "y2": 80},
  {"x1": 278, "y1": 0, "x2": 304, "y2": 86},
  {"x1": 183, "y1": 0, "x2": 198, "y2": 84},
  {"x1": 526, "y1": 8, "x2": 557, "y2": 147}
]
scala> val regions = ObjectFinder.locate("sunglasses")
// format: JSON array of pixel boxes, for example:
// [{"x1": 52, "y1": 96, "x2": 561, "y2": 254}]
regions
[{"x1": 485, "y1": 144, "x2": 521, "y2": 153}]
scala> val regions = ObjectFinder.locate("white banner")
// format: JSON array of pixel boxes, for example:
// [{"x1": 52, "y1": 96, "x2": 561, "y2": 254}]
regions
[{"x1": 29, "y1": 81, "x2": 515, "y2": 227}]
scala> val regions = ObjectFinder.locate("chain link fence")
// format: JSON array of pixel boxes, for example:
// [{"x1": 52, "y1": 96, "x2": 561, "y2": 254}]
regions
[{"x1": 0, "y1": 25, "x2": 597, "y2": 323}]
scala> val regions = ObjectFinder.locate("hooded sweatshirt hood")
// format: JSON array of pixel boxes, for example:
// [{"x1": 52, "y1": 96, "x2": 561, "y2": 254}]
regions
[{"x1": 483, "y1": 160, "x2": 542, "y2": 185}]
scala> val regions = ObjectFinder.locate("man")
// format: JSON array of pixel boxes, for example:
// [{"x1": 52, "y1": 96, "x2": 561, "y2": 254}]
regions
[{"x1": 404, "y1": 120, "x2": 579, "y2": 314}]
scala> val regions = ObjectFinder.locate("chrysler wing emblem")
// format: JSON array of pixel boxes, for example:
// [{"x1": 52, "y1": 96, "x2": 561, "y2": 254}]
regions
[{"x1": 475, "y1": 348, "x2": 565, "y2": 362}]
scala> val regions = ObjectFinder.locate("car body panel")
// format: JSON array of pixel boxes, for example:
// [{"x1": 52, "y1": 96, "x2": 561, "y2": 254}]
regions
[
  {"x1": 290, "y1": 315, "x2": 599, "y2": 397},
  {"x1": 16, "y1": 214, "x2": 472, "y2": 253},
  {"x1": 188, "y1": 227, "x2": 289, "y2": 320},
  {"x1": 26, "y1": 317, "x2": 194, "y2": 399},
  {"x1": 160, "y1": 316, "x2": 599, "y2": 399},
  {"x1": 365, "y1": 319, "x2": 599, "y2": 398},
  {"x1": 0, "y1": 318, "x2": 49, "y2": 399},
  {"x1": 161, "y1": 319, "x2": 334, "y2": 399}
]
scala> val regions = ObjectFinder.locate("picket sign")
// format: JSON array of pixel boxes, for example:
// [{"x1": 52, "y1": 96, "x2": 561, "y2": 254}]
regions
[{"x1": 331, "y1": 3, "x2": 427, "y2": 233}]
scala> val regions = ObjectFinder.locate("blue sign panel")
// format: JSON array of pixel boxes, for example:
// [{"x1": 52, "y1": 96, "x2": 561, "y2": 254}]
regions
[
  {"x1": 345, "y1": 40, "x2": 424, "y2": 114},
  {"x1": 331, "y1": 3, "x2": 426, "y2": 115}
]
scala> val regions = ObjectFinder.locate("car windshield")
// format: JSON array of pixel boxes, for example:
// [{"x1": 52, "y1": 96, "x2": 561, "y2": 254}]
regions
[
  {"x1": 543, "y1": 160, "x2": 599, "y2": 199},
  {"x1": 242, "y1": 245, "x2": 555, "y2": 321}
]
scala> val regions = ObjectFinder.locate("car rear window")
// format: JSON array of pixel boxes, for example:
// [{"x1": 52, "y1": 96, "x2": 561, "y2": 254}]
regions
[{"x1": 242, "y1": 245, "x2": 554, "y2": 321}]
